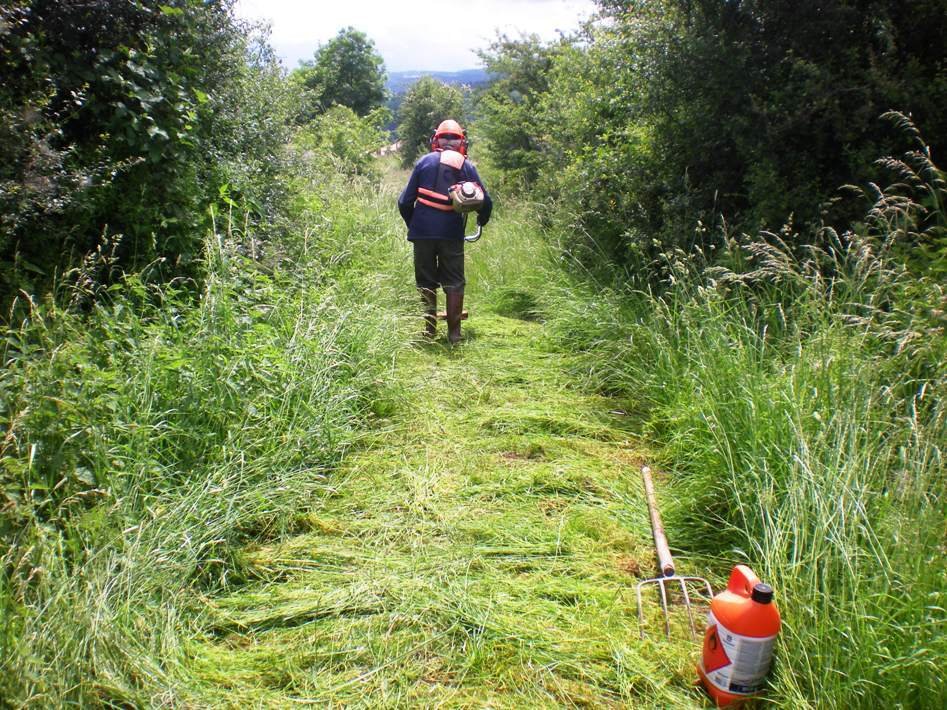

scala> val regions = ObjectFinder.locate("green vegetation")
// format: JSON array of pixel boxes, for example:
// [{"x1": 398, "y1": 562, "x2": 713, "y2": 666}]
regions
[
  {"x1": 294, "y1": 105, "x2": 389, "y2": 179},
  {"x1": 0, "y1": 149, "x2": 412, "y2": 703},
  {"x1": 478, "y1": 1, "x2": 947, "y2": 269},
  {"x1": 2, "y1": 0, "x2": 945, "y2": 707},
  {"x1": 291, "y1": 26, "x2": 388, "y2": 123},
  {"x1": 476, "y1": 34, "x2": 564, "y2": 189},
  {"x1": 471, "y1": 2, "x2": 946, "y2": 705},
  {"x1": 0, "y1": 0, "x2": 293, "y2": 306},
  {"x1": 542, "y1": 224, "x2": 946, "y2": 706},
  {"x1": 186, "y1": 267, "x2": 704, "y2": 706},
  {"x1": 396, "y1": 77, "x2": 465, "y2": 167}
]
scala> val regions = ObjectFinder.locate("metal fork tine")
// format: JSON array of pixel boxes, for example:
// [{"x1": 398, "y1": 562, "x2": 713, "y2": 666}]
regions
[
  {"x1": 658, "y1": 579, "x2": 671, "y2": 638},
  {"x1": 636, "y1": 466, "x2": 714, "y2": 641},
  {"x1": 680, "y1": 576, "x2": 697, "y2": 639},
  {"x1": 636, "y1": 583, "x2": 646, "y2": 640}
]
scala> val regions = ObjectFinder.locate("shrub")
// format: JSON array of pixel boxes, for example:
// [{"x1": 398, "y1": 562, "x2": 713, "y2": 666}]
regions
[
  {"x1": 396, "y1": 77, "x2": 465, "y2": 167},
  {"x1": 476, "y1": 1, "x2": 947, "y2": 273},
  {"x1": 291, "y1": 26, "x2": 387, "y2": 123},
  {"x1": 295, "y1": 105, "x2": 389, "y2": 179},
  {"x1": 0, "y1": 1, "x2": 293, "y2": 309}
]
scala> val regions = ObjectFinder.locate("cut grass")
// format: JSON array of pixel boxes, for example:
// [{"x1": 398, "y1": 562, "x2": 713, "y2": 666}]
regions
[
  {"x1": 188, "y1": 313, "x2": 712, "y2": 707},
  {"x1": 2, "y1": 159, "x2": 725, "y2": 706}
]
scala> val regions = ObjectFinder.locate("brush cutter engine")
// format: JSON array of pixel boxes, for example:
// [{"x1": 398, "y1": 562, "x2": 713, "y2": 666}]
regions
[{"x1": 450, "y1": 181, "x2": 484, "y2": 213}]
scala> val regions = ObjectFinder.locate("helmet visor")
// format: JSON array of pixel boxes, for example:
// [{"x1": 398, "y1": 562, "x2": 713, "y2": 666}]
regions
[{"x1": 437, "y1": 134, "x2": 463, "y2": 149}]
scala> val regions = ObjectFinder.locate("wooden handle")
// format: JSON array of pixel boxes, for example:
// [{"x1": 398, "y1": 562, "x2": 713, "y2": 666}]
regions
[{"x1": 641, "y1": 466, "x2": 675, "y2": 577}]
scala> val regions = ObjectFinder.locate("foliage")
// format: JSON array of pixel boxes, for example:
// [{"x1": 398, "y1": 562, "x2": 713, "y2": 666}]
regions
[
  {"x1": 203, "y1": 29, "x2": 296, "y2": 240},
  {"x1": 291, "y1": 27, "x2": 387, "y2": 123},
  {"x1": 395, "y1": 76, "x2": 465, "y2": 167},
  {"x1": 0, "y1": 0, "x2": 294, "y2": 310},
  {"x1": 861, "y1": 112, "x2": 947, "y2": 277},
  {"x1": 294, "y1": 105, "x2": 389, "y2": 179},
  {"x1": 633, "y1": 0, "x2": 947, "y2": 231},
  {"x1": 3, "y1": 0, "x2": 946, "y2": 705},
  {"x1": 475, "y1": 0, "x2": 947, "y2": 272},
  {"x1": 543, "y1": 128, "x2": 947, "y2": 708},
  {"x1": 476, "y1": 34, "x2": 563, "y2": 187},
  {"x1": 535, "y1": 25, "x2": 663, "y2": 269}
]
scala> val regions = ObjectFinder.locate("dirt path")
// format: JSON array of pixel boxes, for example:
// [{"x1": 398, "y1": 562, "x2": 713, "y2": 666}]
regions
[{"x1": 188, "y1": 312, "x2": 705, "y2": 707}]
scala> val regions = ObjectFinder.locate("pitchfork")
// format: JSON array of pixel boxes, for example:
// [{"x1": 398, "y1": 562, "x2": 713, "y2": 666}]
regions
[{"x1": 636, "y1": 465, "x2": 713, "y2": 639}]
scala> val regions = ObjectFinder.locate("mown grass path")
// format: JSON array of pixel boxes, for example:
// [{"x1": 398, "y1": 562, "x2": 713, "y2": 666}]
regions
[{"x1": 188, "y1": 302, "x2": 706, "y2": 706}]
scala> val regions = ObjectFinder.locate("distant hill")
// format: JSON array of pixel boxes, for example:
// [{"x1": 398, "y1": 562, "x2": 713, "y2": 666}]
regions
[{"x1": 386, "y1": 69, "x2": 491, "y2": 96}]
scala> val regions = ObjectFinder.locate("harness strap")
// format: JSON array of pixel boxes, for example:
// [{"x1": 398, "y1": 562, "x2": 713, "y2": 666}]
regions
[
  {"x1": 418, "y1": 187, "x2": 451, "y2": 202},
  {"x1": 417, "y1": 197, "x2": 454, "y2": 212},
  {"x1": 415, "y1": 153, "x2": 466, "y2": 213}
]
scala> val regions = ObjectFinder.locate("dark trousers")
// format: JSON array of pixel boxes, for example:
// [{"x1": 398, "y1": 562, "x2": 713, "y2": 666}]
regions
[{"x1": 412, "y1": 239, "x2": 465, "y2": 292}]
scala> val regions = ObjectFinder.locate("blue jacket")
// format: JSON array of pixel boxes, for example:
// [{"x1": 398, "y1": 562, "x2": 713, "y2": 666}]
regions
[{"x1": 398, "y1": 151, "x2": 493, "y2": 240}]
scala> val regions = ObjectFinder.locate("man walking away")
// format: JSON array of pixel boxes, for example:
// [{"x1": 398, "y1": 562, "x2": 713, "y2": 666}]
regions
[{"x1": 398, "y1": 119, "x2": 492, "y2": 344}]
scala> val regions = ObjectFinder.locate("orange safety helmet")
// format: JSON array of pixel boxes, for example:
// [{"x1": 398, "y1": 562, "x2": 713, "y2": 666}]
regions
[{"x1": 431, "y1": 119, "x2": 468, "y2": 155}]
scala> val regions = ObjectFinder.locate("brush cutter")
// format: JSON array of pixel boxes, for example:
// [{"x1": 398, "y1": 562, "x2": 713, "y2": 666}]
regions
[
  {"x1": 637, "y1": 465, "x2": 713, "y2": 639},
  {"x1": 451, "y1": 180, "x2": 484, "y2": 244},
  {"x1": 464, "y1": 224, "x2": 482, "y2": 243}
]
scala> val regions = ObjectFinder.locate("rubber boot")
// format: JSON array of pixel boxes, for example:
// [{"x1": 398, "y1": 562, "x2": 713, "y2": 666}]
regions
[
  {"x1": 446, "y1": 289, "x2": 464, "y2": 345},
  {"x1": 419, "y1": 288, "x2": 437, "y2": 338}
]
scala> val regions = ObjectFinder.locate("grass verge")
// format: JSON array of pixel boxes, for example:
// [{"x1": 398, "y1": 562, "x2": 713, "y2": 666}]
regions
[
  {"x1": 0, "y1": 170, "x2": 412, "y2": 705},
  {"x1": 543, "y1": 233, "x2": 946, "y2": 707}
]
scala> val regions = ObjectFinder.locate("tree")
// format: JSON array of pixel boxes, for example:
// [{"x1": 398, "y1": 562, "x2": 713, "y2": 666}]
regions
[
  {"x1": 487, "y1": 0, "x2": 947, "y2": 271},
  {"x1": 396, "y1": 77, "x2": 465, "y2": 167},
  {"x1": 614, "y1": 0, "x2": 947, "y2": 237},
  {"x1": 0, "y1": 0, "x2": 292, "y2": 307},
  {"x1": 477, "y1": 34, "x2": 562, "y2": 186},
  {"x1": 293, "y1": 27, "x2": 387, "y2": 122}
]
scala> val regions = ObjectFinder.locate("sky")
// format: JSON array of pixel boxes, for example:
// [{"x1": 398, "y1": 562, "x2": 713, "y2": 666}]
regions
[{"x1": 233, "y1": 0, "x2": 599, "y2": 73}]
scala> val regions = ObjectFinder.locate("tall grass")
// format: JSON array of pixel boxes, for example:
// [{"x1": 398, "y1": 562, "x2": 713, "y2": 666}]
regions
[
  {"x1": 544, "y1": 136, "x2": 946, "y2": 706},
  {"x1": 0, "y1": 167, "x2": 412, "y2": 704}
]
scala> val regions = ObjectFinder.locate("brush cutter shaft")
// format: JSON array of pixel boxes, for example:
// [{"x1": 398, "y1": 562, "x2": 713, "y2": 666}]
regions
[{"x1": 641, "y1": 466, "x2": 675, "y2": 576}]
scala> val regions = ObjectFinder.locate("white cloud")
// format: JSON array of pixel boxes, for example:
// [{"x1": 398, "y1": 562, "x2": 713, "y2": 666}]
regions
[{"x1": 234, "y1": 0, "x2": 597, "y2": 72}]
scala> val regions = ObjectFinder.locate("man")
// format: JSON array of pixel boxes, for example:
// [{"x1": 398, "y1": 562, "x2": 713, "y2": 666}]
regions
[{"x1": 398, "y1": 119, "x2": 492, "y2": 344}]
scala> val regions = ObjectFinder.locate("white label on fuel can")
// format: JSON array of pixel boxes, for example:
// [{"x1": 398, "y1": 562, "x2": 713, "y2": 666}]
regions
[{"x1": 700, "y1": 611, "x2": 777, "y2": 695}]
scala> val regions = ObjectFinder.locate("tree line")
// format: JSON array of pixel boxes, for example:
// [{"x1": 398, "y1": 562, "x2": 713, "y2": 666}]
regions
[
  {"x1": 2, "y1": 0, "x2": 945, "y2": 311},
  {"x1": 474, "y1": 1, "x2": 946, "y2": 276}
]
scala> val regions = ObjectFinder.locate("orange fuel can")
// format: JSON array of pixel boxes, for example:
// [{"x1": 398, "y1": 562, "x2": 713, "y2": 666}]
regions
[{"x1": 698, "y1": 565, "x2": 781, "y2": 706}]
